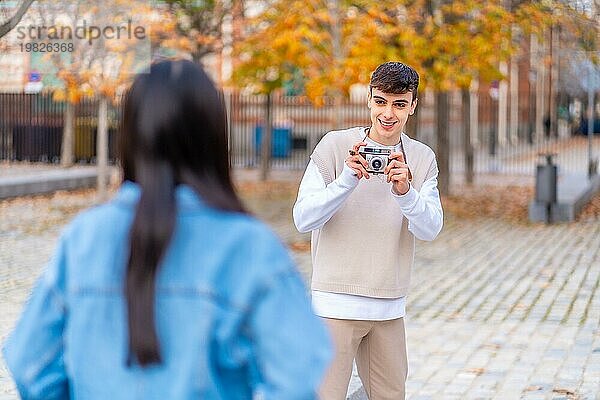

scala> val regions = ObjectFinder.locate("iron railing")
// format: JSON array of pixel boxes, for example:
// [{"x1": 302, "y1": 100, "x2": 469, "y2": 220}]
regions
[{"x1": 1, "y1": 92, "x2": 598, "y2": 184}]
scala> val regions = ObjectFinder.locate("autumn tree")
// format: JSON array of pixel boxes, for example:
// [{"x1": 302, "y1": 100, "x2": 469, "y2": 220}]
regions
[
  {"x1": 25, "y1": 0, "x2": 186, "y2": 198},
  {"x1": 233, "y1": 0, "x2": 384, "y2": 178},
  {"x1": 337, "y1": 0, "x2": 593, "y2": 193},
  {"x1": 160, "y1": 0, "x2": 233, "y2": 64},
  {"x1": 233, "y1": 0, "x2": 596, "y2": 189},
  {"x1": 233, "y1": 0, "x2": 516, "y2": 186},
  {"x1": 346, "y1": 0, "x2": 545, "y2": 192}
]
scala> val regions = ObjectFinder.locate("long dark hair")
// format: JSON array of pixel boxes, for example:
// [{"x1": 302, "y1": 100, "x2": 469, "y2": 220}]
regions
[{"x1": 119, "y1": 60, "x2": 246, "y2": 366}]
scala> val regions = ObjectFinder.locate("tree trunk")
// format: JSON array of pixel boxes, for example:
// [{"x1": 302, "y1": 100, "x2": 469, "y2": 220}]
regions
[
  {"x1": 260, "y1": 92, "x2": 272, "y2": 181},
  {"x1": 328, "y1": 0, "x2": 343, "y2": 130},
  {"x1": 533, "y1": 33, "x2": 546, "y2": 142},
  {"x1": 332, "y1": 94, "x2": 343, "y2": 130},
  {"x1": 405, "y1": 106, "x2": 419, "y2": 139},
  {"x1": 509, "y1": 54, "x2": 519, "y2": 144},
  {"x1": 470, "y1": 79, "x2": 479, "y2": 148},
  {"x1": 528, "y1": 34, "x2": 537, "y2": 145},
  {"x1": 435, "y1": 91, "x2": 450, "y2": 195},
  {"x1": 509, "y1": 24, "x2": 520, "y2": 144},
  {"x1": 61, "y1": 101, "x2": 74, "y2": 166},
  {"x1": 97, "y1": 97, "x2": 109, "y2": 201},
  {"x1": 489, "y1": 95, "x2": 498, "y2": 170},
  {"x1": 231, "y1": 0, "x2": 244, "y2": 73},
  {"x1": 549, "y1": 25, "x2": 559, "y2": 138},
  {"x1": 498, "y1": 62, "x2": 508, "y2": 146},
  {"x1": 462, "y1": 88, "x2": 474, "y2": 185},
  {"x1": 588, "y1": 77, "x2": 596, "y2": 178}
]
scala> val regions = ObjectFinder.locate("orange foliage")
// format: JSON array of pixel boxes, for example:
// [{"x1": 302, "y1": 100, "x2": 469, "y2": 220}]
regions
[
  {"x1": 37, "y1": 0, "x2": 187, "y2": 104},
  {"x1": 232, "y1": 0, "x2": 595, "y2": 99}
]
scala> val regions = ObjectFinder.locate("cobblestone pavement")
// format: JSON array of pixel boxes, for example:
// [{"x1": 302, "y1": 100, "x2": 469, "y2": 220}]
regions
[{"x1": 1, "y1": 184, "x2": 600, "y2": 400}]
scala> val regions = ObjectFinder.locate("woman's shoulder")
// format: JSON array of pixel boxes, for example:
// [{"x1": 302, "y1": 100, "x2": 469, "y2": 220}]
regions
[
  {"x1": 215, "y1": 212, "x2": 290, "y2": 264},
  {"x1": 61, "y1": 201, "x2": 131, "y2": 241},
  {"x1": 176, "y1": 208, "x2": 292, "y2": 273}
]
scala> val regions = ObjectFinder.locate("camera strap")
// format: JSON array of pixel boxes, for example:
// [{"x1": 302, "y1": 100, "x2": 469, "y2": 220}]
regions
[{"x1": 363, "y1": 127, "x2": 413, "y2": 182}]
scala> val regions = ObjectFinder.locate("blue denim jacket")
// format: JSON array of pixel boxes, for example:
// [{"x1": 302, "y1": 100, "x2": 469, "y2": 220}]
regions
[{"x1": 3, "y1": 182, "x2": 331, "y2": 400}]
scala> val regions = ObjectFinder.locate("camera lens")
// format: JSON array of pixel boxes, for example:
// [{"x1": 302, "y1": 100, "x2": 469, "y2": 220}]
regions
[{"x1": 371, "y1": 158, "x2": 382, "y2": 170}]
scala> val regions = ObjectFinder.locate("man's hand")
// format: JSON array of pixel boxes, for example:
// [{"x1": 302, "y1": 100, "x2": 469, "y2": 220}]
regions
[
  {"x1": 345, "y1": 141, "x2": 370, "y2": 179},
  {"x1": 385, "y1": 152, "x2": 411, "y2": 195}
]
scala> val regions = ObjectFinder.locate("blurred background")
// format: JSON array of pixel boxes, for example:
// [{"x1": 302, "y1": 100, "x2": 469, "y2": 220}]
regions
[
  {"x1": 1, "y1": 1, "x2": 600, "y2": 399},
  {"x1": 0, "y1": 0, "x2": 598, "y2": 199}
]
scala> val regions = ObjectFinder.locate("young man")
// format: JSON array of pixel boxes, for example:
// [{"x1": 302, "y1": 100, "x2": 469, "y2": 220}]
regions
[{"x1": 293, "y1": 61, "x2": 443, "y2": 399}]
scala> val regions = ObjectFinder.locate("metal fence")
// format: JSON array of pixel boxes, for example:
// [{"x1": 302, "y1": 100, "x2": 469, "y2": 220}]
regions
[
  {"x1": 227, "y1": 90, "x2": 599, "y2": 182},
  {"x1": 227, "y1": 92, "x2": 370, "y2": 170},
  {"x1": 0, "y1": 93, "x2": 121, "y2": 163},
  {"x1": 1, "y1": 92, "x2": 598, "y2": 184},
  {"x1": 444, "y1": 90, "x2": 600, "y2": 181},
  {"x1": 0, "y1": 93, "x2": 63, "y2": 162}
]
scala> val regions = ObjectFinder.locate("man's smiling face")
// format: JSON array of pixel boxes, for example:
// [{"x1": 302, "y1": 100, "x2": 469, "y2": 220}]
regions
[{"x1": 367, "y1": 88, "x2": 417, "y2": 146}]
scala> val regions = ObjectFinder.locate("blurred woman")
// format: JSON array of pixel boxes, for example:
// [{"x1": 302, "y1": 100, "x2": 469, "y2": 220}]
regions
[{"x1": 3, "y1": 60, "x2": 331, "y2": 399}]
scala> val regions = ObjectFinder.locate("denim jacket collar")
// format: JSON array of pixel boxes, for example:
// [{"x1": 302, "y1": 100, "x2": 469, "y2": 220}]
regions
[{"x1": 113, "y1": 181, "x2": 206, "y2": 211}]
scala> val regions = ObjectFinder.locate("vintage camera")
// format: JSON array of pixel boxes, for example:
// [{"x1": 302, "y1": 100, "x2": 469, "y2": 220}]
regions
[{"x1": 358, "y1": 145, "x2": 391, "y2": 174}]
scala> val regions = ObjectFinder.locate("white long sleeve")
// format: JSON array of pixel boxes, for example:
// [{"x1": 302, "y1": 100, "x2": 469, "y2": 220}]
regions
[
  {"x1": 294, "y1": 160, "x2": 407, "y2": 321},
  {"x1": 293, "y1": 160, "x2": 443, "y2": 241},
  {"x1": 392, "y1": 178, "x2": 443, "y2": 241},
  {"x1": 293, "y1": 161, "x2": 359, "y2": 233},
  {"x1": 294, "y1": 141, "x2": 442, "y2": 321}
]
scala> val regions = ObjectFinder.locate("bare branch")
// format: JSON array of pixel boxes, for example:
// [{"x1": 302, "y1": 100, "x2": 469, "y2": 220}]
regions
[{"x1": 0, "y1": 0, "x2": 36, "y2": 38}]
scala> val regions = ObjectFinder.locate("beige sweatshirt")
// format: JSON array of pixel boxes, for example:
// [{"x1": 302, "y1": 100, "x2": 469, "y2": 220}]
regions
[{"x1": 310, "y1": 126, "x2": 438, "y2": 298}]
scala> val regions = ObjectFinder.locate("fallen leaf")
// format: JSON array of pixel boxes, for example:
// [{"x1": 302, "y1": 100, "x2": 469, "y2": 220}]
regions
[
  {"x1": 466, "y1": 367, "x2": 485, "y2": 376},
  {"x1": 289, "y1": 241, "x2": 311, "y2": 252},
  {"x1": 552, "y1": 388, "x2": 576, "y2": 396},
  {"x1": 524, "y1": 385, "x2": 543, "y2": 392}
]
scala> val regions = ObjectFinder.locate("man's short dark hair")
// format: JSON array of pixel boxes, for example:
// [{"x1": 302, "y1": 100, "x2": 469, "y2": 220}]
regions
[{"x1": 369, "y1": 62, "x2": 419, "y2": 102}]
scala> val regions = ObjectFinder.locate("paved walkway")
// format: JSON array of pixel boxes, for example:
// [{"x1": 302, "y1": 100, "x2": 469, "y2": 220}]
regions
[{"x1": 1, "y1": 177, "x2": 600, "y2": 399}]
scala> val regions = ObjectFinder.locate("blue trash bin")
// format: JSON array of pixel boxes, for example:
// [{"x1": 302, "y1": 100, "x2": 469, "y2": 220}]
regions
[{"x1": 255, "y1": 125, "x2": 291, "y2": 158}]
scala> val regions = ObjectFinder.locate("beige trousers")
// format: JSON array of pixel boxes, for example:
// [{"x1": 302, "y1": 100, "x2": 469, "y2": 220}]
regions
[{"x1": 319, "y1": 318, "x2": 408, "y2": 400}]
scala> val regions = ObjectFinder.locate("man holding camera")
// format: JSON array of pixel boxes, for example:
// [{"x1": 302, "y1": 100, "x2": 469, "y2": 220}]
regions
[{"x1": 293, "y1": 62, "x2": 443, "y2": 400}]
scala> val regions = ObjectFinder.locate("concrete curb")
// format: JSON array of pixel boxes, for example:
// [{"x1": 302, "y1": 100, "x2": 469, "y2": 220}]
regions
[{"x1": 0, "y1": 168, "x2": 98, "y2": 199}]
